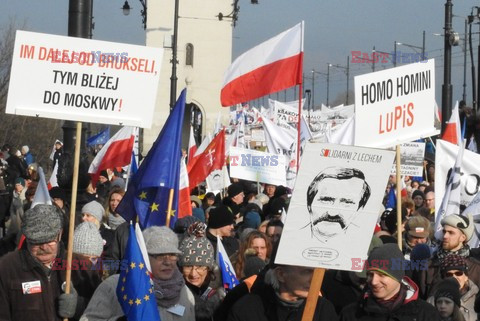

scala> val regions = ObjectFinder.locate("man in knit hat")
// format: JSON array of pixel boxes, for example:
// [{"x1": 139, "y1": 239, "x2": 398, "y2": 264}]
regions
[
  {"x1": 0, "y1": 204, "x2": 78, "y2": 320},
  {"x1": 206, "y1": 205, "x2": 239, "y2": 257},
  {"x1": 340, "y1": 243, "x2": 440, "y2": 321},
  {"x1": 414, "y1": 213, "x2": 480, "y2": 299},
  {"x1": 81, "y1": 225, "x2": 195, "y2": 320}
]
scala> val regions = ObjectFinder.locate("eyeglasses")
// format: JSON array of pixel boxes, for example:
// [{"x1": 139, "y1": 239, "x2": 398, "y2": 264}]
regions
[
  {"x1": 445, "y1": 271, "x2": 464, "y2": 277},
  {"x1": 183, "y1": 266, "x2": 208, "y2": 273},
  {"x1": 148, "y1": 253, "x2": 178, "y2": 262}
]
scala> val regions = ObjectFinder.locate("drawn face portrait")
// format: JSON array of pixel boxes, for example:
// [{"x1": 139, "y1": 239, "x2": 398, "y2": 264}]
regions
[{"x1": 307, "y1": 167, "x2": 370, "y2": 242}]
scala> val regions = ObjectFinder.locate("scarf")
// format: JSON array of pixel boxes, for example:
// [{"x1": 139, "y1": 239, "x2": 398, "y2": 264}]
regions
[
  {"x1": 108, "y1": 213, "x2": 126, "y2": 230},
  {"x1": 374, "y1": 283, "x2": 407, "y2": 312},
  {"x1": 435, "y1": 245, "x2": 470, "y2": 261},
  {"x1": 152, "y1": 268, "x2": 185, "y2": 308}
]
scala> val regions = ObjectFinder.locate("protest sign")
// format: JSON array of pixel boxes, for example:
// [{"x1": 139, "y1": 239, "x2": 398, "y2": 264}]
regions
[
  {"x1": 390, "y1": 142, "x2": 425, "y2": 177},
  {"x1": 354, "y1": 59, "x2": 438, "y2": 148},
  {"x1": 435, "y1": 140, "x2": 480, "y2": 211},
  {"x1": 229, "y1": 146, "x2": 286, "y2": 186},
  {"x1": 275, "y1": 142, "x2": 395, "y2": 271},
  {"x1": 6, "y1": 30, "x2": 163, "y2": 128}
]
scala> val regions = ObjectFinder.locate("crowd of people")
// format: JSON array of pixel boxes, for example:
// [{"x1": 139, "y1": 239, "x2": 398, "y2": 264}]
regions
[{"x1": 0, "y1": 140, "x2": 479, "y2": 321}]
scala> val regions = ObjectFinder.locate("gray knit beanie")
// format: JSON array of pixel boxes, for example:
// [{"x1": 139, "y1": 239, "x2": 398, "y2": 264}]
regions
[
  {"x1": 22, "y1": 204, "x2": 63, "y2": 244},
  {"x1": 81, "y1": 201, "x2": 105, "y2": 223},
  {"x1": 143, "y1": 226, "x2": 181, "y2": 255},
  {"x1": 179, "y1": 222, "x2": 214, "y2": 269},
  {"x1": 367, "y1": 243, "x2": 405, "y2": 282},
  {"x1": 73, "y1": 222, "x2": 104, "y2": 257}
]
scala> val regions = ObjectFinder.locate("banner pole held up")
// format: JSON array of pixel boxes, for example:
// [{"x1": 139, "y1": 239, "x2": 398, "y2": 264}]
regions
[
  {"x1": 165, "y1": 188, "x2": 175, "y2": 228},
  {"x1": 64, "y1": 121, "x2": 82, "y2": 320},
  {"x1": 396, "y1": 145, "x2": 402, "y2": 251},
  {"x1": 301, "y1": 268, "x2": 325, "y2": 321}
]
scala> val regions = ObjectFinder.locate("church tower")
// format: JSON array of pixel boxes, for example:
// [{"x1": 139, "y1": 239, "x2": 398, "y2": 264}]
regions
[{"x1": 143, "y1": 0, "x2": 236, "y2": 152}]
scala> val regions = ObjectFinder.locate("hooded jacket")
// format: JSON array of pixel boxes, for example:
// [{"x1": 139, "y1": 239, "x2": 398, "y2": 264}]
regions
[{"x1": 339, "y1": 277, "x2": 441, "y2": 321}]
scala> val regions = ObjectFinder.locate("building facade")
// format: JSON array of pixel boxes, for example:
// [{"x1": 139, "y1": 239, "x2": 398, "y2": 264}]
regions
[{"x1": 143, "y1": 0, "x2": 234, "y2": 153}]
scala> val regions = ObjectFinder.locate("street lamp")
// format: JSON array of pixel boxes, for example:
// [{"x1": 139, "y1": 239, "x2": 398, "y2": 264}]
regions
[
  {"x1": 305, "y1": 89, "x2": 312, "y2": 126},
  {"x1": 395, "y1": 31, "x2": 426, "y2": 63},
  {"x1": 442, "y1": 0, "x2": 453, "y2": 134},
  {"x1": 330, "y1": 57, "x2": 350, "y2": 105},
  {"x1": 121, "y1": 0, "x2": 147, "y2": 30}
]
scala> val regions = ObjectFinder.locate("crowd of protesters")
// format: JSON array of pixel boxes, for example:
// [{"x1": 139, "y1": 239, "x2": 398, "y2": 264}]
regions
[{"x1": 0, "y1": 136, "x2": 480, "y2": 321}]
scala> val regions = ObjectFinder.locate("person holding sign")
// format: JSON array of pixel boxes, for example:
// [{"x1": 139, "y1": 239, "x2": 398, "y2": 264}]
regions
[
  {"x1": 0, "y1": 204, "x2": 78, "y2": 320},
  {"x1": 306, "y1": 167, "x2": 371, "y2": 243},
  {"x1": 227, "y1": 264, "x2": 337, "y2": 321},
  {"x1": 339, "y1": 243, "x2": 440, "y2": 321}
]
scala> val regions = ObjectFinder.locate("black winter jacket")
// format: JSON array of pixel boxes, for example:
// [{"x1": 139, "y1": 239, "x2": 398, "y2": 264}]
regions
[{"x1": 339, "y1": 277, "x2": 441, "y2": 321}]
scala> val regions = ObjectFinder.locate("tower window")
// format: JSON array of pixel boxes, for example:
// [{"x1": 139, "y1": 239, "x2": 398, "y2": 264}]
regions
[{"x1": 186, "y1": 43, "x2": 194, "y2": 66}]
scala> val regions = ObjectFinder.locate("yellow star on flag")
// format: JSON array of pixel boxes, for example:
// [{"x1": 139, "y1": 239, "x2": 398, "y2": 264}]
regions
[
  {"x1": 121, "y1": 286, "x2": 125, "y2": 292},
  {"x1": 135, "y1": 298, "x2": 142, "y2": 305},
  {"x1": 149, "y1": 288, "x2": 153, "y2": 294},
  {"x1": 150, "y1": 202, "x2": 159, "y2": 212},
  {"x1": 139, "y1": 262, "x2": 144, "y2": 270},
  {"x1": 129, "y1": 299, "x2": 134, "y2": 306},
  {"x1": 166, "y1": 209, "x2": 176, "y2": 217},
  {"x1": 130, "y1": 262, "x2": 136, "y2": 269},
  {"x1": 122, "y1": 277, "x2": 126, "y2": 283},
  {"x1": 123, "y1": 294, "x2": 127, "y2": 301},
  {"x1": 139, "y1": 191, "x2": 147, "y2": 200},
  {"x1": 144, "y1": 295, "x2": 150, "y2": 301},
  {"x1": 145, "y1": 270, "x2": 150, "y2": 276}
]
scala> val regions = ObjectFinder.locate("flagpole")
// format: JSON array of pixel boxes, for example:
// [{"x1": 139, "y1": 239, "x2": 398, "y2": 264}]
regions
[
  {"x1": 297, "y1": 82, "x2": 302, "y2": 172},
  {"x1": 64, "y1": 122, "x2": 82, "y2": 303},
  {"x1": 301, "y1": 268, "x2": 325, "y2": 321},
  {"x1": 396, "y1": 145, "x2": 403, "y2": 251},
  {"x1": 166, "y1": 188, "x2": 175, "y2": 228}
]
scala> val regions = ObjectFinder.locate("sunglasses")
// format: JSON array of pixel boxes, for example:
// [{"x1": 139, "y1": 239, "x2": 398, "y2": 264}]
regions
[{"x1": 445, "y1": 271, "x2": 464, "y2": 277}]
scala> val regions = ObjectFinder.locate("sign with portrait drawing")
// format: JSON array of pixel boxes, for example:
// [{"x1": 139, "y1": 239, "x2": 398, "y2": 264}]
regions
[{"x1": 275, "y1": 142, "x2": 395, "y2": 271}]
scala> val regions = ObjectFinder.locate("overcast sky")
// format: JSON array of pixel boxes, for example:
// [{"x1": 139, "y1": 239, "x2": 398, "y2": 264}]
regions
[{"x1": 3, "y1": 0, "x2": 480, "y2": 109}]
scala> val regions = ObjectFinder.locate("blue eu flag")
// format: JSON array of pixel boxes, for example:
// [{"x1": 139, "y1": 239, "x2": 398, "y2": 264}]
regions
[
  {"x1": 116, "y1": 89, "x2": 186, "y2": 229},
  {"x1": 386, "y1": 186, "x2": 396, "y2": 209},
  {"x1": 87, "y1": 127, "x2": 110, "y2": 146},
  {"x1": 116, "y1": 224, "x2": 160, "y2": 321}
]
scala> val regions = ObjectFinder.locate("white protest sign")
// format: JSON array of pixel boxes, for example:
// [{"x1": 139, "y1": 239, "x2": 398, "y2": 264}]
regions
[
  {"x1": 354, "y1": 59, "x2": 438, "y2": 148},
  {"x1": 6, "y1": 30, "x2": 163, "y2": 128},
  {"x1": 435, "y1": 140, "x2": 480, "y2": 210},
  {"x1": 229, "y1": 146, "x2": 286, "y2": 186},
  {"x1": 390, "y1": 142, "x2": 425, "y2": 177},
  {"x1": 275, "y1": 142, "x2": 395, "y2": 271}
]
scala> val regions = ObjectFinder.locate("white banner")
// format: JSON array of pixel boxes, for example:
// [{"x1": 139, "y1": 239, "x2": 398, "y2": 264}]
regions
[
  {"x1": 435, "y1": 140, "x2": 480, "y2": 211},
  {"x1": 229, "y1": 146, "x2": 286, "y2": 186},
  {"x1": 6, "y1": 31, "x2": 163, "y2": 128},
  {"x1": 275, "y1": 143, "x2": 395, "y2": 271},
  {"x1": 206, "y1": 166, "x2": 231, "y2": 192},
  {"x1": 354, "y1": 59, "x2": 438, "y2": 148},
  {"x1": 390, "y1": 142, "x2": 425, "y2": 177}
]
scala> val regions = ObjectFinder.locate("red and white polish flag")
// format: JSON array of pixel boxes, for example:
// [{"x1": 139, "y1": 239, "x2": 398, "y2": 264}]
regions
[
  {"x1": 441, "y1": 101, "x2": 461, "y2": 146},
  {"x1": 187, "y1": 125, "x2": 197, "y2": 168},
  {"x1": 220, "y1": 21, "x2": 304, "y2": 107},
  {"x1": 88, "y1": 126, "x2": 135, "y2": 187}
]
